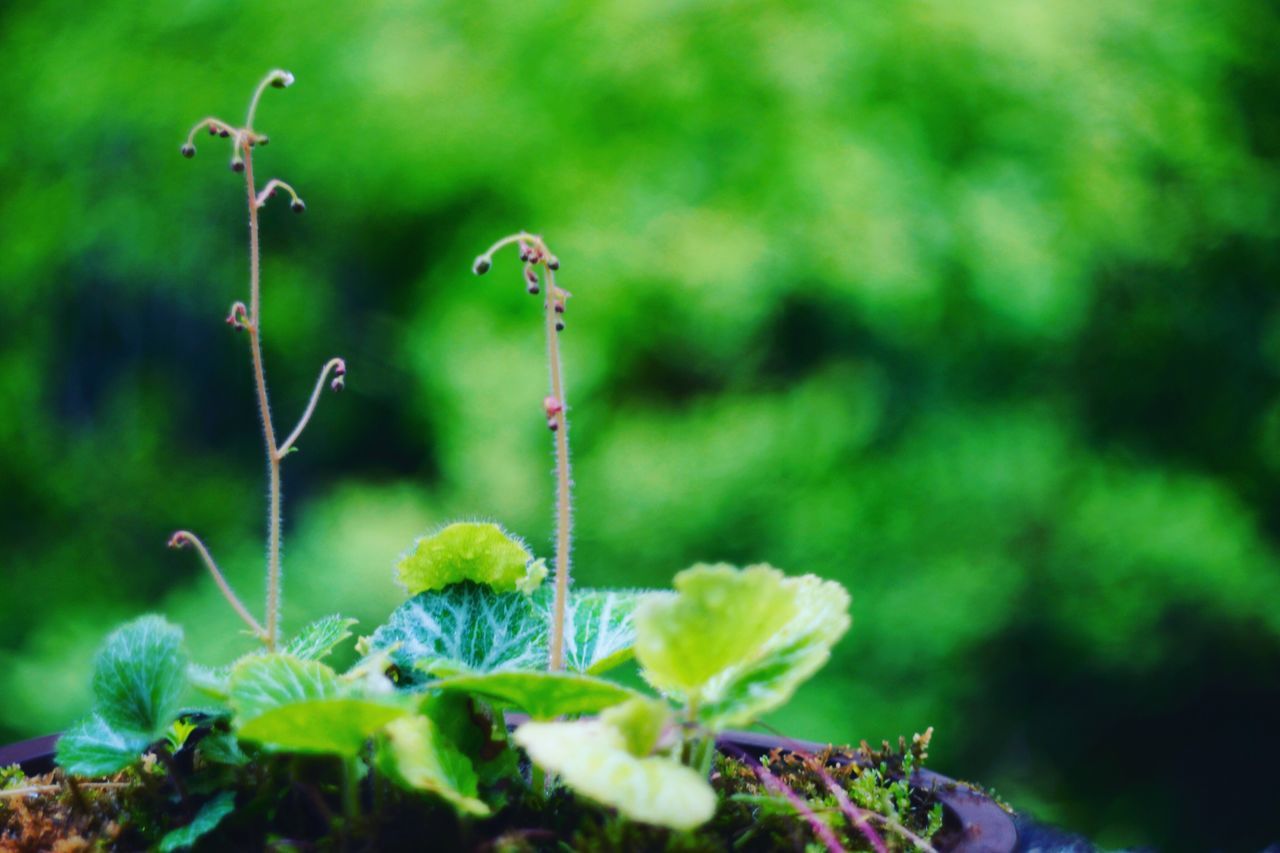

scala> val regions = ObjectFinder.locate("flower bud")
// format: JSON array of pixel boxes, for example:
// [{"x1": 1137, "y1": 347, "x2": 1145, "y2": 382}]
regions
[
  {"x1": 547, "y1": 255, "x2": 560, "y2": 270},
  {"x1": 270, "y1": 70, "x2": 296, "y2": 89},
  {"x1": 180, "y1": 143, "x2": 196, "y2": 159},
  {"x1": 290, "y1": 198, "x2": 306, "y2": 214},
  {"x1": 330, "y1": 376, "x2": 344, "y2": 392},
  {"x1": 547, "y1": 417, "x2": 559, "y2": 431},
  {"x1": 219, "y1": 128, "x2": 231, "y2": 138},
  {"x1": 208, "y1": 124, "x2": 218, "y2": 136},
  {"x1": 543, "y1": 395, "x2": 564, "y2": 417},
  {"x1": 554, "y1": 300, "x2": 565, "y2": 314},
  {"x1": 555, "y1": 320, "x2": 565, "y2": 332},
  {"x1": 167, "y1": 532, "x2": 187, "y2": 549},
  {"x1": 256, "y1": 135, "x2": 270, "y2": 146},
  {"x1": 525, "y1": 267, "x2": 540, "y2": 294},
  {"x1": 230, "y1": 158, "x2": 245, "y2": 173},
  {"x1": 472, "y1": 256, "x2": 492, "y2": 276},
  {"x1": 334, "y1": 359, "x2": 347, "y2": 377}
]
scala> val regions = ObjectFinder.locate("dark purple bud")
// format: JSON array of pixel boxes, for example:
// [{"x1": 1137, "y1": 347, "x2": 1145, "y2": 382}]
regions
[
  {"x1": 547, "y1": 255, "x2": 560, "y2": 270},
  {"x1": 334, "y1": 360, "x2": 347, "y2": 377},
  {"x1": 219, "y1": 128, "x2": 231, "y2": 138},
  {"x1": 554, "y1": 300, "x2": 565, "y2": 314},
  {"x1": 290, "y1": 198, "x2": 306, "y2": 214},
  {"x1": 230, "y1": 158, "x2": 245, "y2": 173},
  {"x1": 525, "y1": 267, "x2": 540, "y2": 294},
  {"x1": 555, "y1": 320, "x2": 565, "y2": 332},
  {"x1": 180, "y1": 143, "x2": 196, "y2": 159},
  {"x1": 208, "y1": 124, "x2": 218, "y2": 136},
  {"x1": 472, "y1": 256, "x2": 492, "y2": 276},
  {"x1": 547, "y1": 417, "x2": 559, "y2": 431}
]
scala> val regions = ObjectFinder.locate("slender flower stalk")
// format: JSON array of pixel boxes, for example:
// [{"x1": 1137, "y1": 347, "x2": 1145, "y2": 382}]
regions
[
  {"x1": 167, "y1": 531, "x2": 266, "y2": 640},
  {"x1": 473, "y1": 232, "x2": 573, "y2": 670},
  {"x1": 173, "y1": 70, "x2": 344, "y2": 649}
]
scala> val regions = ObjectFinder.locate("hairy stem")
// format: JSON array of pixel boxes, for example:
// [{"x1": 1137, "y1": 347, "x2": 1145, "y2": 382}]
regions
[
  {"x1": 169, "y1": 531, "x2": 266, "y2": 639},
  {"x1": 243, "y1": 143, "x2": 283, "y2": 650},
  {"x1": 543, "y1": 265, "x2": 572, "y2": 672},
  {"x1": 277, "y1": 357, "x2": 345, "y2": 456}
]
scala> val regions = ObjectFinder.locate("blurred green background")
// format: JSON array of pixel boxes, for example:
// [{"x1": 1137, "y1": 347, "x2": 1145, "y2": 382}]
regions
[{"x1": 2, "y1": 1, "x2": 1279, "y2": 849}]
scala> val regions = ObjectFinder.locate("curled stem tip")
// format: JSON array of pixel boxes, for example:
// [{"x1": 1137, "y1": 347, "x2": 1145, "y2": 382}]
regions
[
  {"x1": 167, "y1": 531, "x2": 267, "y2": 641},
  {"x1": 277, "y1": 357, "x2": 347, "y2": 457},
  {"x1": 256, "y1": 178, "x2": 306, "y2": 213},
  {"x1": 246, "y1": 69, "x2": 295, "y2": 131}
]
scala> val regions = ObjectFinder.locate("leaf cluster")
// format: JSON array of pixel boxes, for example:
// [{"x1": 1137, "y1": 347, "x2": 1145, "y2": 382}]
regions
[{"x1": 34, "y1": 520, "x2": 881, "y2": 848}]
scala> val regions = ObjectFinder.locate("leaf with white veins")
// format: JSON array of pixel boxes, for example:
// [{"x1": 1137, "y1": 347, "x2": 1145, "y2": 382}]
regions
[
  {"x1": 56, "y1": 713, "x2": 153, "y2": 776},
  {"x1": 366, "y1": 583, "x2": 548, "y2": 683}
]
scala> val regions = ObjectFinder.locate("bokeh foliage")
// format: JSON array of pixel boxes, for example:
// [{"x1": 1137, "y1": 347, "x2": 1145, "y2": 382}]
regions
[{"x1": 2, "y1": 1, "x2": 1279, "y2": 849}]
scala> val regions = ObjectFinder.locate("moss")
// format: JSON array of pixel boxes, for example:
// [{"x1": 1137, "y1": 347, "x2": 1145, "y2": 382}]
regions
[{"x1": 1, "y1": 733, "x2": 945, "y2": 852}]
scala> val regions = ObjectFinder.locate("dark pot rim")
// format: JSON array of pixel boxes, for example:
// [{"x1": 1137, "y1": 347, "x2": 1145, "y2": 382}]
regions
[{"x1": 1, "y1": 730, "x2": 1016, "y2": 852}]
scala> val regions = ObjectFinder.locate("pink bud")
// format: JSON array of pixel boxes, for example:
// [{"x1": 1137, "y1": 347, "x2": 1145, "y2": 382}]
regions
[{"x1": 543, "y1": 396, "x2": 563, "y2": 416}]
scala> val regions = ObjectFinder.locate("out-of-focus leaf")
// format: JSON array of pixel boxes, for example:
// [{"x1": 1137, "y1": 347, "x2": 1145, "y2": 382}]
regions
[
  {"x1": 157, "y1": 791, "x2": 236, "y2": 852},
  {"x1": 634, "y1": 565, "x2": 797, "y2": 696},
  {"x1": 431, "y1": 670, "x2": 640, "y2": 720},
  {"x1": 56, "y1": 713, "x2": 152, "y2": 777},
  {"x1": 514, "y1": 717, "x2": 715, "y2": 830},
  {"x1": 376, "y1": 715, "x2": 490, "y2": 816}
]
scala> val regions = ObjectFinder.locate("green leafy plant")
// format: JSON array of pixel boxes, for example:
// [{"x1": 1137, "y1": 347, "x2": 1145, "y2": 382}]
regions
[{"x1": 7, "y1": 76, "x2": 943, "y2": 851}]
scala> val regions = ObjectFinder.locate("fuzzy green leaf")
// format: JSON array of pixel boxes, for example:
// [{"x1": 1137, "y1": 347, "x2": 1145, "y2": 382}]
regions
[
  {"x1": 58, "y1": 616, "x2": 190, "y2": 776},
  {"x1": 283, "y1": 615, "x2": 358, "y2": 661},
  {"x1": 186, "y1": 616, "x2": 356, "y2": 704},
  {"x1": 431, "y1": 671, "x2": 641, "y2": 720},
  {"x1": 376, "y1": 715, "x2": 490, "y2": 816},
  {"x1": 56, "y1": 713, "x2": 153, "y2": 776},
  {"x1": 228, "y1": 654, "x2": 409, "y2": 756},
  {"x1": 187, "y1": 663, "x2": 231, "y2": 702},
  {"x1": 92, "y1": 615, "x2": 189, "y2": 736},
  {"x1": 635, "y1": 565, "x2": 798, "y2": 696},
  {"x1": 558, "y1": 589, "x2": 647, "y2": 674},
  {"x1": 697, "y1": 575, "x2": 852, "y2": 728},
  {"x1": 514, "y1": 718, "x2": 715, "y2": 831},
  {"x1": 237, "y1": 698, "x2": 409, "y2": 756},
  {"x1": 196, "y1": 730, "x2": 249, "y2": 767},
  {"x1": 420, "y1": 693, "x2": 520, "y2": 787},
  {"x1": 396, "y1": 522, "x2": 544, "y2": 595},
  {"x1": 367, "y1": 583, "x2": 548, "y2": 683},
  {"x1": 157, "y1": 791, "x2": 236, "y2": 852},
  {"x1": 228, "y1": 654, "x2": 342, "y2": 718},
  {"x1": 600, "y1": 697, "x2": 673, "y2": 757}
]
